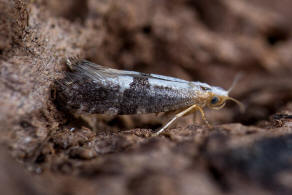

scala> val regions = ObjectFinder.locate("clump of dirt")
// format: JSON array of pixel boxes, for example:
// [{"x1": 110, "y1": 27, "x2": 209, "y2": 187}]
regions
[{"x1": 1, "y1": 0, "x2": 292, "y2": 194}]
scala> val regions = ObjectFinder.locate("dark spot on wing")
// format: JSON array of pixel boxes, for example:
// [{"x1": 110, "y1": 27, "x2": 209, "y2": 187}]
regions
[
  {"x1": 130, "y1": 76, "x2": 151, "y2": 89},
  {"x1": 152, "y1": 85, "x2": 172, "y2": 91},
  {"x1": 120, "y1": 76, "x2": 151, "y2": 114}
]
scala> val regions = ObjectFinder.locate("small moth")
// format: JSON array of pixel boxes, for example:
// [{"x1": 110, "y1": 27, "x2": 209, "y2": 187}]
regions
[{"x1": 55, "y1": 58, "x2": 244, "y2": 135}]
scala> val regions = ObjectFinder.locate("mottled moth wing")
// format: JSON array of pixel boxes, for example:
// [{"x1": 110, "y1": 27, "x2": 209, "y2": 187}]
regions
[
  {"x1": 55, "y1": 59, "x2": 197, "y2": 115},
  {"x1": 69, "y1": 59, "x2": 192, "y2": 84}
]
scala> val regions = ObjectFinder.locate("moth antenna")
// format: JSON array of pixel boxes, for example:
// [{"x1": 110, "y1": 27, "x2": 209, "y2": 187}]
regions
[
  {"x1": 227, "y1": 97, "x2": 245, "y2": 113},
  {"x1": 228, "y1": 73, "x2": 243, "y2": 94},
  {"x1": 212, "y1": 102, "x2": 226, "y2": 110}
]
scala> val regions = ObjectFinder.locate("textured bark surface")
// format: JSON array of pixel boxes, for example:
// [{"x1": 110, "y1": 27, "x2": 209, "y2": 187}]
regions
[{"x1": 1, "y1": 0, "x2": 292, "y2": 194}]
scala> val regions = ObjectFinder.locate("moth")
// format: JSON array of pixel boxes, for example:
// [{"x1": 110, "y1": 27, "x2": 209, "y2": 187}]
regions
[{"x1": 55, "y1": 58, "x2": 244, "y2": 135}]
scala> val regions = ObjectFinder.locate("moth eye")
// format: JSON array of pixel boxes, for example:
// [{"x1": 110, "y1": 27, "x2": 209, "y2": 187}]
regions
[{"x1": 211, "y1": 96, "x2": 219, "y2": 104}]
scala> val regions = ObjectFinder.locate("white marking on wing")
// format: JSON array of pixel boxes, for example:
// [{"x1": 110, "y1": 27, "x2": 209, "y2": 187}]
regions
[
  {"x1": 117, "y1": 76, "x2": 133, "y2": 93},
  {"x1": 148, "y1": 78, "x2": 193, "y2": 90}
]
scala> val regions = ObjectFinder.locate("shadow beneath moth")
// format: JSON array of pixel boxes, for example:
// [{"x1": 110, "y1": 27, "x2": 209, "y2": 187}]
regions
[{"x1": 55, "y1": 58, "x2": 244, "y2": 135}]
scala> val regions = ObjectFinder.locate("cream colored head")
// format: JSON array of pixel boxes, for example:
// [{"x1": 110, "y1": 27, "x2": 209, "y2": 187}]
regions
[
  {"x1": 205, "y1": 86, "x2": 244, "y2": 112},
  {"x1": 206, "y1": 74, "x2": 244, "y2": 112},
  {"x1": 196, "y1": 74, "x2": 244, "y2": 112}
]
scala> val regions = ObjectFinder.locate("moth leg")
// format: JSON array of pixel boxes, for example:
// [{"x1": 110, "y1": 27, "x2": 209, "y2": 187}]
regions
[
  {"x1": 182, "y1": 105, "x2": 211, "y2": 128},
  {"x1": 176, "y1": 105, "x2": 211, "y2": 128},
  {"x1": 196, "y1": 106, "x2": 212, "y2": 128},
  {"x1": 154, "y1": 104, "x2": 200, "y2": 135}
]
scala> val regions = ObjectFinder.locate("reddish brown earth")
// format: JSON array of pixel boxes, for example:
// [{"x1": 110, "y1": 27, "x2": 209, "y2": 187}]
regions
[{"x1": 1, "y1": 0, "x2": 292, "y2": 194}]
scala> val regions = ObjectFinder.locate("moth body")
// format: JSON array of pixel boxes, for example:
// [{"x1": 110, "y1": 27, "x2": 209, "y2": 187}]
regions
[{"x1": 56, "y1": 59, "x2": 243, "y2": 135}]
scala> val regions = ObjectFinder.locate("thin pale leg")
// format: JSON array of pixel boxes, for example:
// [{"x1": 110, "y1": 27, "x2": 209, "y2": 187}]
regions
[
  {"x1": 196, "y1": 106, "x2": 212, "y2": 128},
  {"x1": 155, "y1": 105, "x2": 202, "y2": 135}
]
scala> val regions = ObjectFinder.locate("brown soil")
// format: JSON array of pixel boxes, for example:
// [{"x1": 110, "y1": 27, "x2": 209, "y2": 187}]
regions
[{"x1": 1, "y1": 0, "x2": 292, "y2": 194}]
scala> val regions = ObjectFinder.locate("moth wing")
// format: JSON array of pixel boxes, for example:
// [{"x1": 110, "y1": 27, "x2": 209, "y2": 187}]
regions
[{"x1": 69, "y1": 59, "x2": 191, "y2": 84}]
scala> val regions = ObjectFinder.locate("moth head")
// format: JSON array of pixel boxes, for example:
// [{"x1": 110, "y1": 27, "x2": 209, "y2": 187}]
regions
[
  {"x1": 206, "y1": 89, "x2": 241, "y2": 110},
  {"x1": 203, "y1": 78, "x2": 245, "y2": 112}
]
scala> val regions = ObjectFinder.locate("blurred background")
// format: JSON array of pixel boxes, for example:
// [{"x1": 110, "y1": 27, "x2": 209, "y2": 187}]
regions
[{"x1": 1, "y1": 0, "x2": 292, "y2": 194}]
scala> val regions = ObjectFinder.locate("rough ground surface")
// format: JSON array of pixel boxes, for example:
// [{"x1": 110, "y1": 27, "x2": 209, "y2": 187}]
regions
[{"x1": 1, "y1": 0, "x2": 292, "y2": 194}]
